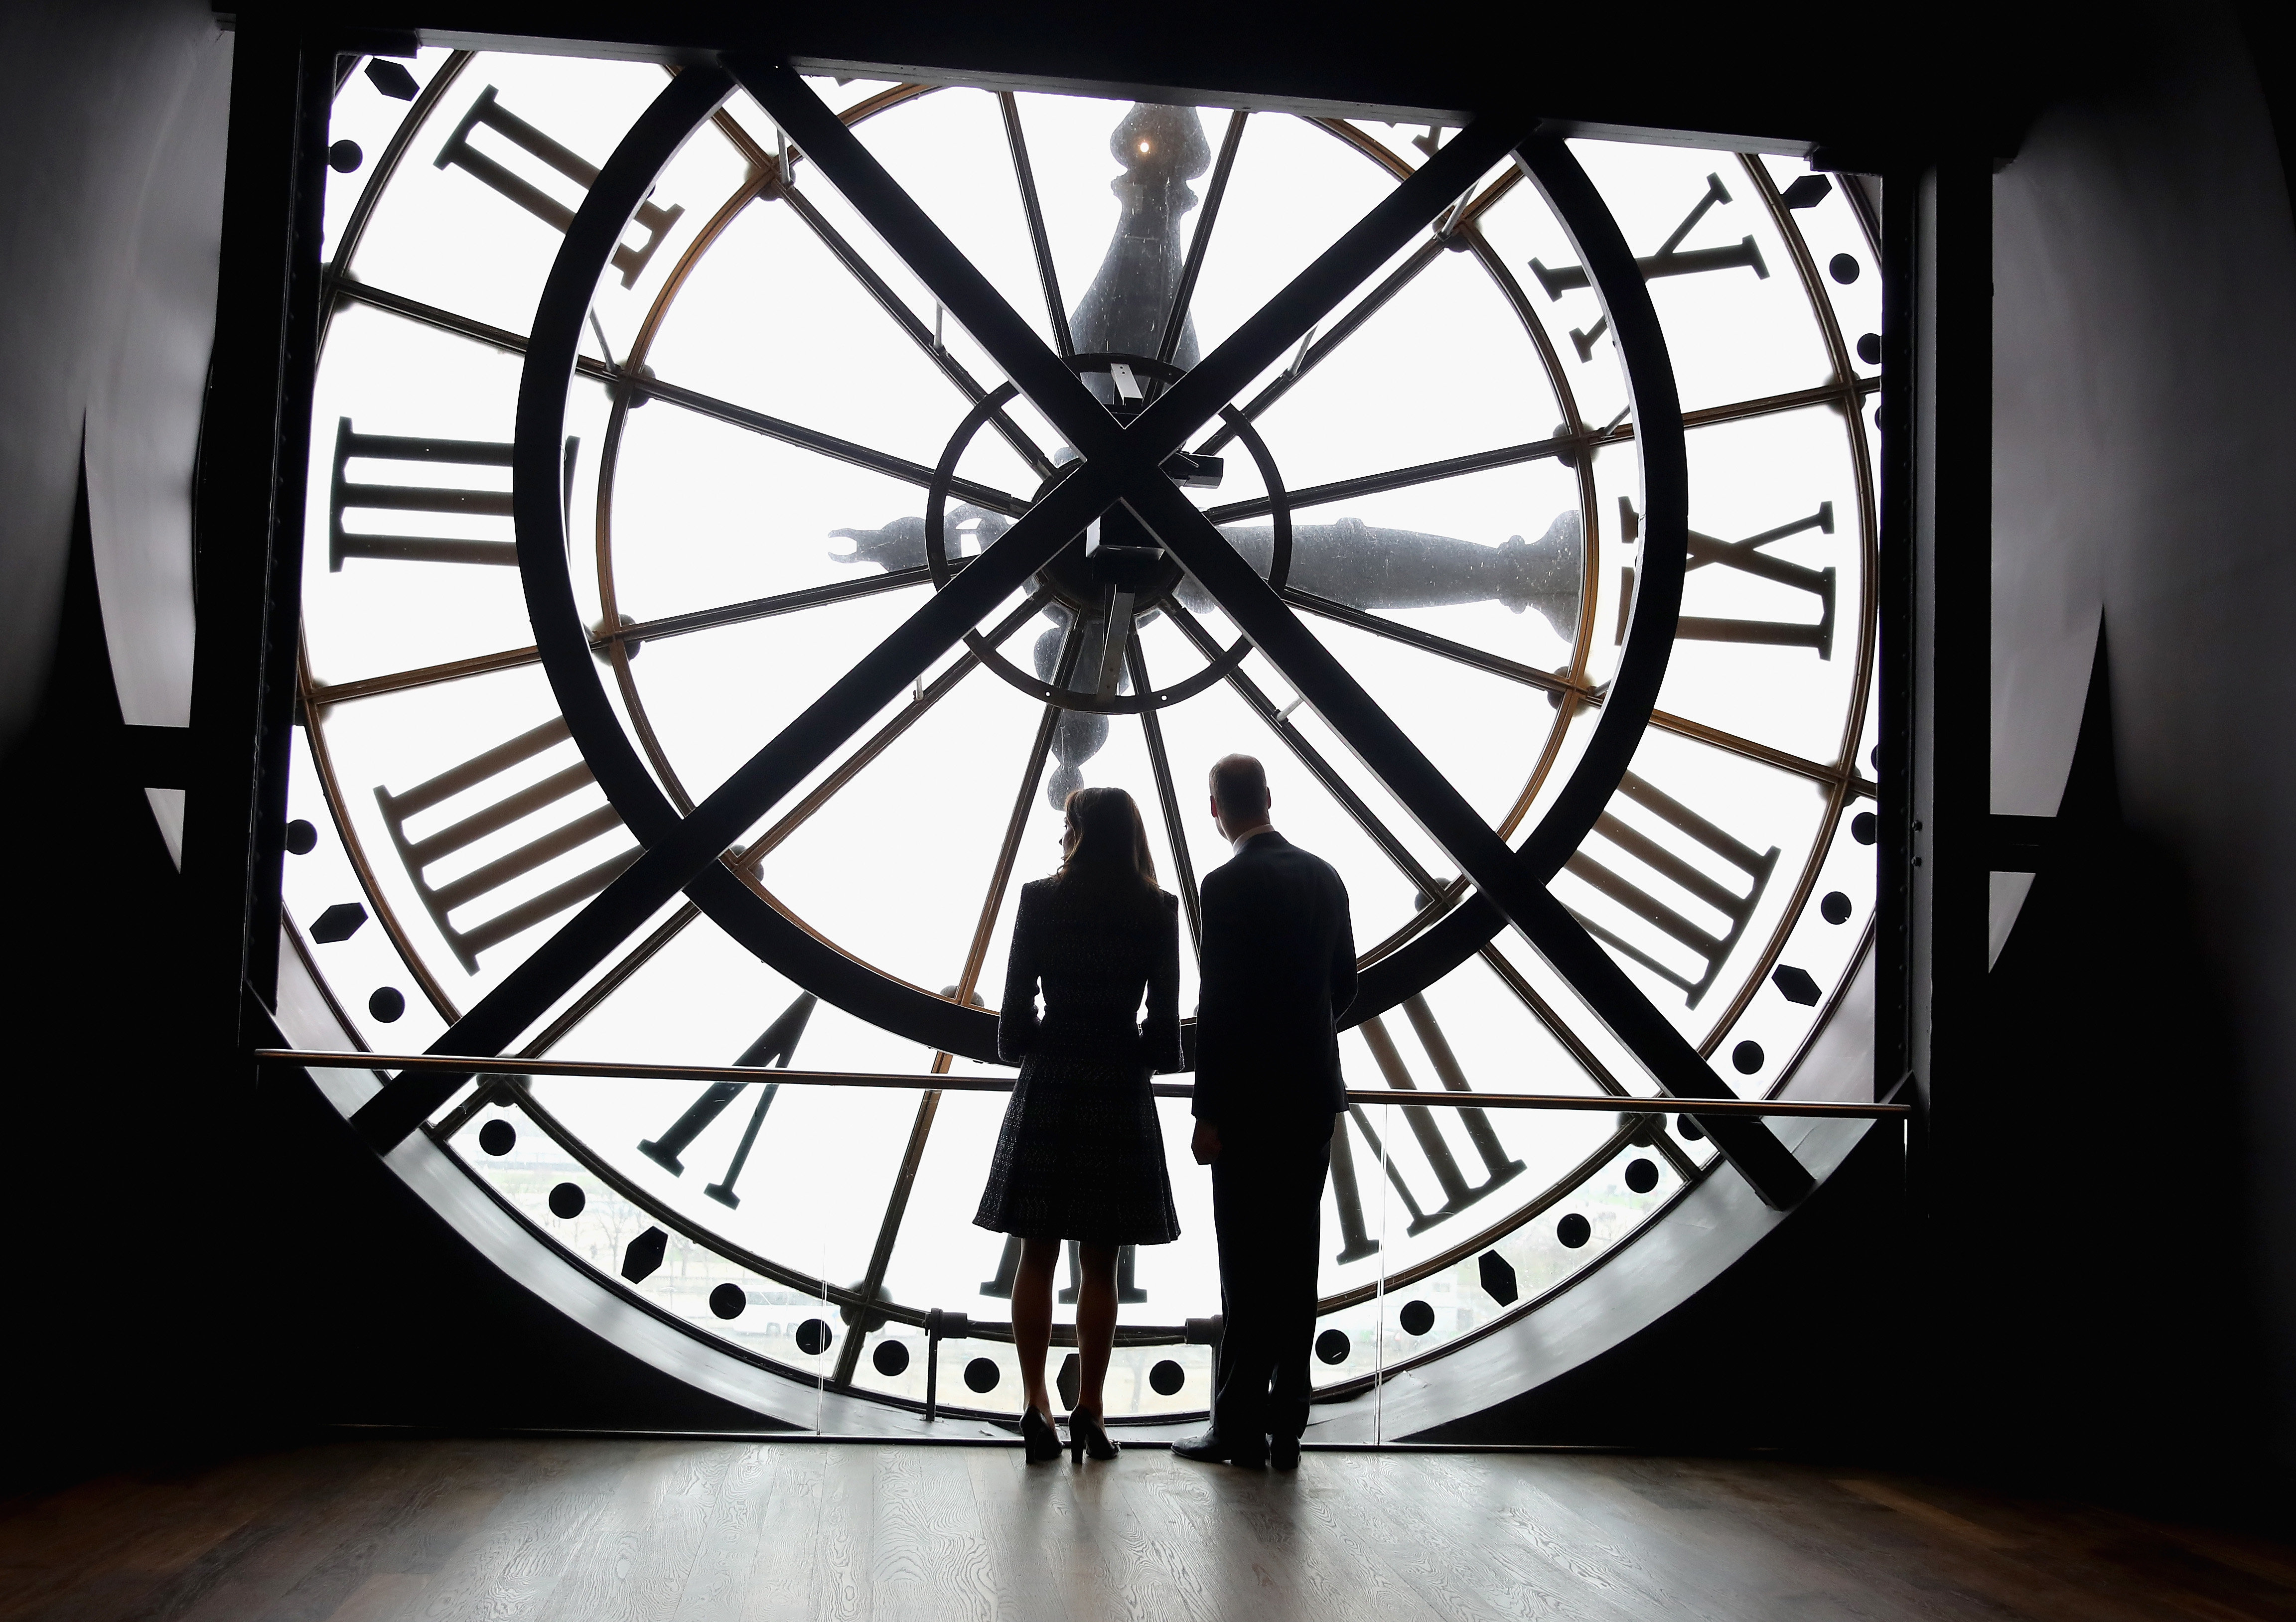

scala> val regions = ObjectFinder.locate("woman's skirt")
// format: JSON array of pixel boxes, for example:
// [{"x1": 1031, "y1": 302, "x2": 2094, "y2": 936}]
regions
[{"x1": 973, "y1": 1049, "x2": 1180, "y2": 1246}]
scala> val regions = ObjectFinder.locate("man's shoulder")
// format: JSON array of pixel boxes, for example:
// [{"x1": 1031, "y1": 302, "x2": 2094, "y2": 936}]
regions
[
  {"x1": 1214, "y1": 835, "x2": 1344, "y2": 892},
  {"x1": 1264, "y1": 837, "x2": 1344, "y2": 888}
]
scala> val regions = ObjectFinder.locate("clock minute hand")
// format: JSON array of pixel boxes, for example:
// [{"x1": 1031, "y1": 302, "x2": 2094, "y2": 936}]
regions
[{"x1": 828, "y1": 507, "x2": 1582, "y2": 637}]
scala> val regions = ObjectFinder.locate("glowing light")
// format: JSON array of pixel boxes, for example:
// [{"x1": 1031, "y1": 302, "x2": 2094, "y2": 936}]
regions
[{"x1": 1138, "y1": 140, "x2": 1152, "y2": 153}]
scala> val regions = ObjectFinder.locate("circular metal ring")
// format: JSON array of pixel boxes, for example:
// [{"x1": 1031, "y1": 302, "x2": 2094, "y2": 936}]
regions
[{"x1": 921, "y1": 351, "x2": 1291, "y2": 715}]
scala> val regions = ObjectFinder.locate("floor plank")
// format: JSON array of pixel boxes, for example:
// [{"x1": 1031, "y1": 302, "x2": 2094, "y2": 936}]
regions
[{"x1": 7, "y1": 1438, "x2": 2296, "y2": 1622}]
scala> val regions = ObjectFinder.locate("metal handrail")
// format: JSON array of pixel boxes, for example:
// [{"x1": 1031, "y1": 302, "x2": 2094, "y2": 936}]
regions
[{"x1": 257, "y1": 1049, "x2": 1907, "y2": 1119}]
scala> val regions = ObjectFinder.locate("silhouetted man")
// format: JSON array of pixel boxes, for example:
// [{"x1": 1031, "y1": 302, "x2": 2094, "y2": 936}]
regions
[{"x1": 1174, "y1": 753, "x2": 1355, "y2": 1470}]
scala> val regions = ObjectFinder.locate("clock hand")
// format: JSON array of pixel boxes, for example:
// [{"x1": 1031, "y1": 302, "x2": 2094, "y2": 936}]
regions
[
  {"x1": 829, "y1": 508, "x2": 1582, "y2": 636},
  {"x1": 1180, "y1": 509, "x2": 1582, "y2": 639},
  {"x1": 1069, "y1": 103, "x2": 1213, "y2": 389}
]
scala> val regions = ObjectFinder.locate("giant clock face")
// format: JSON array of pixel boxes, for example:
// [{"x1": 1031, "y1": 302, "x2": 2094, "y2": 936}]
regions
[{"x1": 288, "y1": 46, "x2": 1880, "y2": 1424}]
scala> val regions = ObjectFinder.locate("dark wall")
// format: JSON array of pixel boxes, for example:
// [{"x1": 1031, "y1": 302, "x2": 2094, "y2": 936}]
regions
[
  {"x1": 0, "y1": 0, "x2": 224, "y2": 756},
  {"x1": 0, "y1": 2, "x2": 767, "y2": 1488},
  {"x1": 0, "y1": 0, "x2": 230, "y2": 1485},
  {"x1": 3, "y1": 490, "x2": 772, "y2": 1491},
  {"x1": 1963, "y1": 0, "x2": 2296, "y2": 1522}
]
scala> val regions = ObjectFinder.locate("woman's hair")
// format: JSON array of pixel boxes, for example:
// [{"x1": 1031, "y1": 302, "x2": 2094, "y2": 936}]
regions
[{"x1": 1055, "y1": 786, "x2": 1161, "y2": 915}]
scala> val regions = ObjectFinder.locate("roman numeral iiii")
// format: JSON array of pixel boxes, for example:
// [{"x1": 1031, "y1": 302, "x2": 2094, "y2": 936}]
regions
[
  {"x1": 435, "y1": 86, "x2": 684, "y2": 287},
  {"x1": 374, "y1": 717, "x2": 640, "y2": 972}
]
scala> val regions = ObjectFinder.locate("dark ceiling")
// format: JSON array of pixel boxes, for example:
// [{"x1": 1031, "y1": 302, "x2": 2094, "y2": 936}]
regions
[{"x1": 233, "y1": 0, "x2": 2098, "y2": 164}]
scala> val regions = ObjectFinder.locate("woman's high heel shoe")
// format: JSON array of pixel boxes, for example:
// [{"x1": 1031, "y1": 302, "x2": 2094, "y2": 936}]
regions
[
  {"x1": 1068, "y1": 1409, "x2": 1119, "y2": 1462},
  {"x1": 1019, "y1": 1405, "x2": 1063, "y2": 1464}
]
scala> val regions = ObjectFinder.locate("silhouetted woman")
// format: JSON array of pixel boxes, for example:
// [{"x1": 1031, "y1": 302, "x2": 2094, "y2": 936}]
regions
[{"x1": 975, "y1": 785, "x2": 1182, "y2": 1463}]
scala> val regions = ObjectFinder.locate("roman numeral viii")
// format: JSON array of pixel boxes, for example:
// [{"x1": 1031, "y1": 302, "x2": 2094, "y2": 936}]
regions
[
  {"x1": 436, "y1": 86, "x2": 685, "y2": 287},
  {"x1": 1561, "y1": 771, "x2": 1779, "y2": 1008},
  {"x1": 638, "y1": 992, "x2": 818, "y2": 1208},
  {"x1": 374, "y1": 717, "x2": 640, "y2": 973}
]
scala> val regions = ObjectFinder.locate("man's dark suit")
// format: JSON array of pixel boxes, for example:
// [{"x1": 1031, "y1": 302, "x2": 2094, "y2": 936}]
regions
[{"x1": 1193, "y1": 829, "x2": 1356, "y2": 1447}]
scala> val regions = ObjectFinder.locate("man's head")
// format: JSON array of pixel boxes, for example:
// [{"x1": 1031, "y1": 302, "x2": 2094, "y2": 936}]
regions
[{"x1": 1208, "y1": 753, "x2": 1273, "y2": 841}]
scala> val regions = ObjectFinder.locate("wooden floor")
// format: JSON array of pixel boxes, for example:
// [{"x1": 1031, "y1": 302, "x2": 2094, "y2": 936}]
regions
[{"x1": 5, "y1": 1435, "x2": 2295, "y2": 1621}]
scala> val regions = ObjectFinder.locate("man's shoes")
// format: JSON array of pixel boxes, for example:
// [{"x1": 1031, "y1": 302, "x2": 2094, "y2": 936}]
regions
[
  {"x1": 1171, "y1": 1429, "x2": 1268, "y2": 1467},
  {"x1": 1269, "y1": 1435, "x2": 1300, "y2": 1471}
]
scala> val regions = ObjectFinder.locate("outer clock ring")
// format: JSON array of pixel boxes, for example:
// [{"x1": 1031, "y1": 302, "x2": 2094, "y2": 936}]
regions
[{"x1": 510, "y1": 65, "x2": 1693, "y2": 1061}]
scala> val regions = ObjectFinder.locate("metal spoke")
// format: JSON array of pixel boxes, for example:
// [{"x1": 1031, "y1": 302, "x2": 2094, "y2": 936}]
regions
[
  {"x1": 664, "y1": 80, "x2": 1059, "y2": 480},
  {"x1": 1191, "y1": 166, "x2": 1522, "y2": 457},
  {"x1": 307, "y1": 567, "x2": 939, "y2": 709},
  {"x1": 434, "y1": 900, "x2": 704, "y2": 1141},
  {"x1": 631, "y1": 373, "x2": 1027, "y2": 512},
  {"x1": 614, "y1": 565, "x2": 935, "y2": 645},
  {"x1": 999, "y1": 93, "x2": 1073, "y2": 359},
  {"x1": 1280, "y1": 587, "x2": 1577, "y2": 697},
  {"x1": 1469, "y1": 942, "x2": 1700, "y2": 1180},
  {"x1": 309, "y1": 644, "x2": 547, "y2": 709},
  {"x1": 829, "y1": 619, "x2": 1081, "y2": 1388},
  {"x1": 1206, "y1": 432, "x2": 1581, "y2": 525},
  {"x1": 739, "y1": 588, "x2": 1052, "y2": 870},
  {"x1": 1194, "y1": 237, "x2": 1445, "y2": 456},
  {"x1": 1165, "y1": 600, "x2": 1445, "y2": 899},
  {"x1": 1645, "y1": 709, "x2": 1873, "y2": 796},
  {"x1": 1276, "y1": 587, "x2": 1869, "y2": 794},
  {"x1": 960, "y1": 617, "x2": 1083, "y2": 999},
  {"x1": 1128, "y1": 634, "x2": 1203, "y2": 960},
  {"x1": 779, "y1": 184, "x2": 1055, "y2": 479},
  {"x1": 1155, "y1": 110, "x2": 1246, "y2": 366},
  {"x1": 330, "y1": 277, "x2": 1031, "y2": 513},
  {"x1": 1202, "y1": 374, "x2": 1876, "y2": 531},
  {"x1": 334, "y1": 275, "x2": 535, "y2": 354}
]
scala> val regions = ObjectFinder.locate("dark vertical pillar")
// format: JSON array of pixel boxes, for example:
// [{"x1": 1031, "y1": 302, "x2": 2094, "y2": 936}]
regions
[
  {"x1": 1876, "y1": 171, "x2": 1916, "y2": 1120},
  {"x1": 1907, "y1": 155, "x2": 1992, "y2": 1219},
  {"x1": 183, "y1": 19, "x2": 329, "y2": 1068}
]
